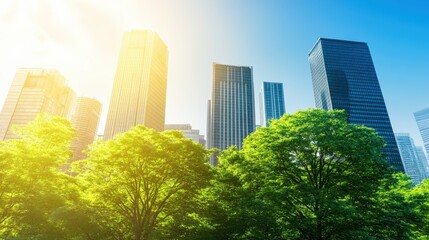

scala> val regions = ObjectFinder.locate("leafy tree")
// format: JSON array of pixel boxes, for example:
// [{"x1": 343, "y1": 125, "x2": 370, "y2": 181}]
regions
[
  {"x1": 203, "y1": 109, "x2": 396, "y2": 239},
  {"x1": 366, "y1": 173, "x2": 420, "y2": 240},
  {"x1": 410, "y1": 179, "x2": 429, "y2": 239},
  {"x1": 0, "y1": 114, "x2": 79, "y2": 239},
  {"x1": 189, "y1": 147, "x2": 285, "y2": 240},
  {"x1": 75, "y1": 126, "x2": 212, "y2": 240}
]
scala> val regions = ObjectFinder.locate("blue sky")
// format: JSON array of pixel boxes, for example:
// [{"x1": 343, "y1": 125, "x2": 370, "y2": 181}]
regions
[{"x1": 0, "y1": 0, "x2": 428, "y2": 146}]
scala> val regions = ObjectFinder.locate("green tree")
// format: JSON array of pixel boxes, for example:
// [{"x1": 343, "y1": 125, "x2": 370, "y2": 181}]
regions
[
  {"x1": 203, "y1": 109, "x2": 398, "y2": 239},
  {"x1": 410, "y1": 178, "x2": 429, "y2": 239},
  {"x1": 75, "y1": 126, "x2": 212, "y2": 240},
  {"x1": 189, "y1": 147, "x2": 285, "y2": 240},
  {"x1": 366, "y1": 173, "x2": 420, "y2": 240},
  {"x1": 0, "y1": 114, "x2": 80, "y2": 239}
]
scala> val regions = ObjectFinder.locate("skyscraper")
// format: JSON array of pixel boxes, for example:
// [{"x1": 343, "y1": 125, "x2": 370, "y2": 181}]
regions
[
  {"x1": 0, "y1": 68, "x2": 75, "y2": 140},
  {"x1": 414, "y1": 108, "x2": 429, "y2": 156},
  {"x1": 104, "y1": 30, "x2": 168, "y2": 139},
  {"x1": 395, "y1": 133, "x2": 425, "y2": 185},
  {"x1": 415, "y1": 146, "x2": 429, "y2": 179},
  {"x1": 165, "y1": 124, "x2": 205, "y2": 145},
  {"x1": 259, "y1": 81, "x2": 285, "y2": 126},
  {"x1": 71, "y1": 97, "x2": 102, "y2": 161},
  {"x1": 309, "y1": 38, "x2": 404, "y2": 172},
  {"x1": 207, "y1": 63, "x2": 255, "y2": 165}
]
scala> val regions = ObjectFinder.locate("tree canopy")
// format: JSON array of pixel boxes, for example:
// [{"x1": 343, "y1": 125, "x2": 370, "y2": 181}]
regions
[
  {"x1": 74, "y1": 126, "x2": 212, "y2": 240},
  {"x1": 197, "y1": 109, "x2": 419, "y2": 240},
  {"x1": 0, "y1": 110, "x2": 428, "y2": 240}
]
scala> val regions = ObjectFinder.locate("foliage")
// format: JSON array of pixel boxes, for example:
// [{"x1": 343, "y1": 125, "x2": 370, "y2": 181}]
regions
[
  {"x1": 75, "y1": 126, "x2": 212, "y2": 240},
  {"x1": 0, "y1": 110, "x2": 428, "y2": 239},
  {"x1": 366, "y1": 173, "x2": 420, "y2": 240},
  {"x1": 0, "y1": 114, "x2": 80, "y2": 239},
  {"x1": 410, "y1": 179, "x2": 429, "y2": 239},
  {"x1": 197, "y1": 109, "x2": 409, "y2": 240}
]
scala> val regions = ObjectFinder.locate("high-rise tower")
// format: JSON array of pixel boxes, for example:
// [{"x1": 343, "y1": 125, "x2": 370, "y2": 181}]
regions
[
  {"x1": 165, "y1": 124, "x2": 206, "y2": 145},
  {"x1": 0, "y1": 68, "x2": 75, "y2": 140},
  {"x1": 395, "y1": 133, "x2": 426, "y2": 185},
  {"x1": 309, "y1": 38, "x2": 404, "y2": 171},
  {"x1": 71, "y1": 97, "x2": 102, "y2": 161},
  {"x1": 414, "y1": 108, "x2": 429, "y2": 156},
  {"x1": 104, "y1": 30, "x2": 168, "y2": 139},
  {"x1": 415, "y1": 146, "x2": 429, "y2": 179},
  {"x1": 259, "y1": 81, "x2": 285, "y2": 126},
  {"x1": 207, "y1": 63, "x2": 255, "y2": 165}
]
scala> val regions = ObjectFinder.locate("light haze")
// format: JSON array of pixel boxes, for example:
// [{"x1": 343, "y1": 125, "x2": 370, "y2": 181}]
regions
[{"x1": 0, "y1": 0, "x2": 428, "y2": 146}]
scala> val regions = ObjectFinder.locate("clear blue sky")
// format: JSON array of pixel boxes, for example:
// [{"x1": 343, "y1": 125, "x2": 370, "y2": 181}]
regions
[{"x1": 0, "y1": 0, "x2": 428, "y2": 146}]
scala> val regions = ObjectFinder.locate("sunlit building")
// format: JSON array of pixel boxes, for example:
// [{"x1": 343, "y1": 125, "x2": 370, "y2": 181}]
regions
[
  {"x1": 104, "y1": 30, "x2": 169, "y2": 139},
  {"x1": 0, "y1": 68, "x2": 75, "y2": 140},
  {"x1": 309, "y1": 38, "x2": 404, "y2": 172},
  {"x1": 207, "y1": 63, "x2": 255, "y2": 165},
  {"x1": 70, "y1": 97, "x2": 102, "y2": 161},
  {"x1": 395, "y1": 133, "x2": 426, "y2": 185},
  {"x1": 164, "y1": 124, "x2": 205, "y2": 145},
  {"x1": 259, "y1": 81, "x2": 285, "y2": 126}
]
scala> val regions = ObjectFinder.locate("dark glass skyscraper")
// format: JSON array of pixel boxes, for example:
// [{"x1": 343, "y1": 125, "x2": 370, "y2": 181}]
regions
[
  {"x1": 308, "y1": 38, "x2": 404, "y2": 172},
  {"x1": 259, "y1": 82, "x2": 285, "y2": 126},
  {"x1": 207, "y1": 63, "x2": 255, "y2": 165}
]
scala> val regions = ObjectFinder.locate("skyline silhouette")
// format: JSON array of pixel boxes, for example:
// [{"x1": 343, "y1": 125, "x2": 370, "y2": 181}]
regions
[{"x1": 0, "y1": 0, "x2": 428, "y2": 146}]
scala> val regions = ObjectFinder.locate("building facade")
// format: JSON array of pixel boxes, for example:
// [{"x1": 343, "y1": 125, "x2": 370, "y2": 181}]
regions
[
  {"x1": 259, "y1": 81, "x2": 285, "y2": 126},
  {"x1": 207, "y1": 63, "x2": 255, "y2": 165},
  {"x1": 414, "y1": 108, "x2": 429, "y2": 157},
  {"x1": 0, "y1": 68, "x2": 75, "y2": 140},
  {"x1": 395, "y1": 133, "x2": 426, "y2": 185},
  {"x1": 415, "y1": 146, "x2": 429, "y2": 179},
  {"x1": 308, "y1": 38, "x2": 404, "y2": 172},
  {"x1": 104, "y1": 30, "x2": 169, "y2": 139},
  {"x1": 70, "y1": 97, "x2": 102, "y2": 161},
  {"x1": 164, "y1": 124, "x2": 205, "y2": 145}
]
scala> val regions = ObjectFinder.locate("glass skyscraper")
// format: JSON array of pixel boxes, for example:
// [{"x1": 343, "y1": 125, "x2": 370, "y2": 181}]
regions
[
  {"x1": 104, "y1": 30, "x2": 168, "y2": 140},
  {"x1": 207, "y1": 63, "x2": 255, "y2": 165},
  {"x1": 395, "y1": 133, "x2": 426, "y2": 185},
  {"x1": 259, "y1": 81, "x2": 285, "y2": 126},
  {"x1": 165, "y1": 124, "x2": 206, "y2": 145},
  {"x1": 0, "y1": 68, "x2": 75, "y2": 140},
  {"x1": 415, "y1": 146, "x2": 429, "y2": 179},
  {"x1": 309, "y1": 38, "x2": 404, "y2": 172},
  {"x1": 71, "y1": 97, "x2": 102, "y2": 161},
  {"x1": 414, "y1": 108, "x2": 429, "y2": 157}
]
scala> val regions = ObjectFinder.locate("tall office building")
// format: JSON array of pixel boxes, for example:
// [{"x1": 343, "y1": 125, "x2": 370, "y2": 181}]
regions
[
  {"x1": 104, "y1": 30, "x2": 168, "y2": 139},
  {"x1": 259, "y1": 81, "x2": 285, "y2": 126},
  {"x1": 414, "y1": 108, "x2": 429, "y2": 156},
  {"x1": 415, "y1": 146, "x2": 429, "y2": 179},
  {"x1": 207, "y1": 63, "x2": 255, "y2": 165},
  {"x1": 0, "y1": 68, "x2": 75, "y2": 140},
  {"x1": 309, "y1": 38, "x2": 404, "y2": 172},
  {"x1": 206, "y1": 100, "x2": 212, "y2": 149},
  {"x1": 395, "y1": 133, "x2": 425, "y2": 185},
  {"x1": 70, "y1": 97, "x2": 102, "y2": 161},
  {"x1": 165, "y1": 124, "x2": 205, "y2": 145}
]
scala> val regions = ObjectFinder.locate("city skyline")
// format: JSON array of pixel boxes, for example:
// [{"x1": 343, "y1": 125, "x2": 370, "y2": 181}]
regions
[{"x1": 0, "y1": 1, "x2": 428, "y2": 146}]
